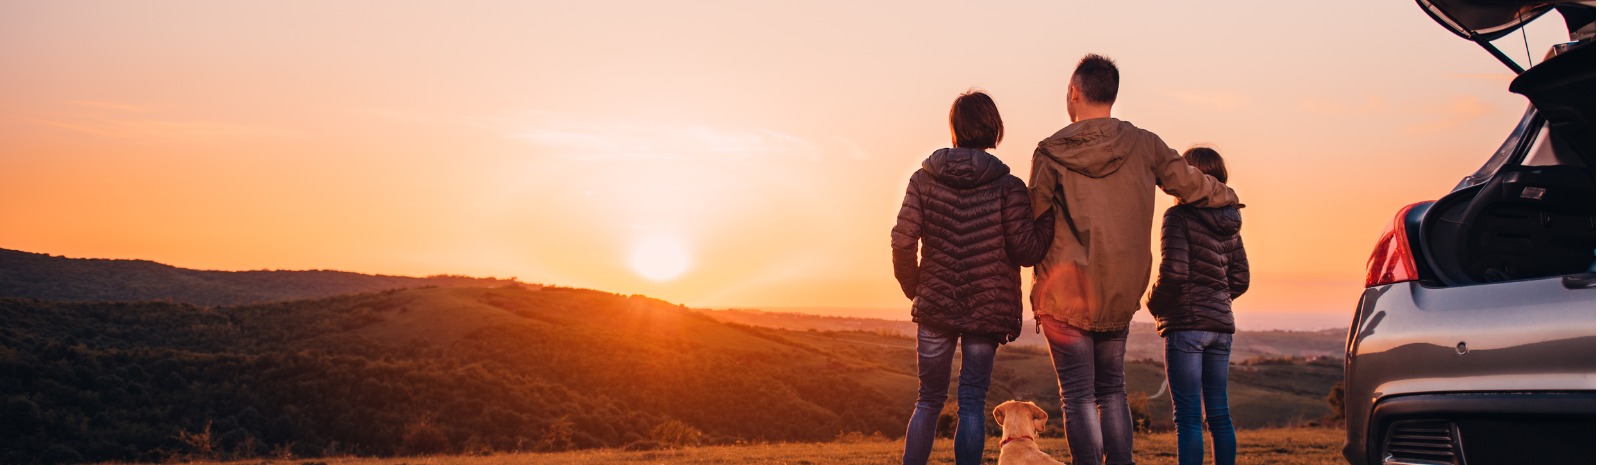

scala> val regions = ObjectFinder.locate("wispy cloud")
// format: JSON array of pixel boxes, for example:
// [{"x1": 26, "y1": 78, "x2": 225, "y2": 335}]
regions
[
  {"x1": 346, "y1": 108, "x2": 440, "y2": 125},
  {"x1": 1297, "y1": 95, "x2": 1390, "y2": 115},
  {"x1": 1163, "y1": 89, "x2": 1250, "y2": 111},
  {"x1": 1402, "y1": 95, "x2": 1493, "y2": 135},
  {"x1": 27, "y1": 117, "x2": 304, "y2": 139},
  {"x1": 23, "y1": 100, "x2": 304, "y2": 139},
  {"x1": 347, "y1": 108, "x2": 864, "y2": 161},
  {"x1": 1296, "y1": 93, "x2": 1495, "y2": 134},
  {"x1": 66, "y1": 100, "x2": 150, "y2": 113},
  {"x1": 506, "y1": 113, "x2": 824, "y2": 161},
  {"x1": 1445, "y1": 73, "x2": 1515, "y2": 84}
]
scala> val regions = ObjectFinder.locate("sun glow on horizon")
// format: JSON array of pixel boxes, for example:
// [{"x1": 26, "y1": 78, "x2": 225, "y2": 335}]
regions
[
  {"x1": 0, "y1": 1, "x2": 1572, "y2": 325},
  {"x1": 628, "y1": 233, "x2": 693, "y2": 282}
]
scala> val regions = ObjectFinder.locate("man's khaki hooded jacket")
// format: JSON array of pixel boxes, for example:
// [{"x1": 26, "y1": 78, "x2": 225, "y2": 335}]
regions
[{"x1": 1029, "y1": 117, "x2": 1239, "y2": 332}]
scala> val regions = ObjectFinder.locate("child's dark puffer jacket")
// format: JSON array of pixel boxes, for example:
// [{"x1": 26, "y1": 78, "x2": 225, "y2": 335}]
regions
[{"x1": 1147, "y1": 204, "x2": 1249, "y2": 336}]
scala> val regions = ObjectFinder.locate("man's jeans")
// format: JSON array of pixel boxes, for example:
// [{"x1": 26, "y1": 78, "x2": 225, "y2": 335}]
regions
[
  {"x1": 1164, "y1": 330, "x2": 1235, "y2": 465},
  {"x1": 903, "y1": 324, "x2": 998, "y2": 465},
  {"x1": 1040, "y1": 316, "x2": 1134, "y2": 465}
]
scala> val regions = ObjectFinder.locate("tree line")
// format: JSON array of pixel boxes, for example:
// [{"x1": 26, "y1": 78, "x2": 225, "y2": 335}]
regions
[{"x1": 0, "y1": 286, "x2": 906, "y2": 464}]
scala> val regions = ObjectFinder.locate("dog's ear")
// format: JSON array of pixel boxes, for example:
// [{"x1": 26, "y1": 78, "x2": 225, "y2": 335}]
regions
[
  {"x1": 992, "y1": 402, "x2": 1007, "y2": 426},
  {"x1": 1028, "y1": 402, "x2": 1049, "y2": 432}
]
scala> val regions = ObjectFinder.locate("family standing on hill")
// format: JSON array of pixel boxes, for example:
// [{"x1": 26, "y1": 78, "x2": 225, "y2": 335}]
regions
[{"x1": 891, "y1": 54, "x2": 1249, "y2": 465}]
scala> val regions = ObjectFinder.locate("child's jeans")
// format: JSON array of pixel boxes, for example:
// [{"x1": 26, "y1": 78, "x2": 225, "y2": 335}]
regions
[{"x1": 1164, "y1": 330, "x2": 1236, "y2": 465}]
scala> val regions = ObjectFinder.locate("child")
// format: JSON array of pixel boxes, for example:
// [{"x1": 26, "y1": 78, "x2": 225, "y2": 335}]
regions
[
  {"x1": 890, "y1": 90, "x2": 1054, "y2": 465},
  {"x1": 1146, "y1": 146, "x2": 1249, "y2": 465}
]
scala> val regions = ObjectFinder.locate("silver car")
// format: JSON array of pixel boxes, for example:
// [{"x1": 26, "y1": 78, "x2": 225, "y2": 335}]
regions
[{"x1": 1343, "y1": 1, "x2": 1595, "y2": 465}]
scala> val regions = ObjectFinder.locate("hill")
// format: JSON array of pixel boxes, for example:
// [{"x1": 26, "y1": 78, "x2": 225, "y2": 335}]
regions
[
  {"x1": 0, "y1": 251, "x2": 1343, "y2": 464},
  {"x1": 156, "y1": 427, "x2": 1348, "y2": 465},
  {"x1": 703, "y1": 308, "x2": 1347, "y2": 359},
  {"x1": 0, "y1": 248, "x2": 517, "y2": 306},
  {"x1": 0, "y1": 286, "x2": 910, "y2": 463}
]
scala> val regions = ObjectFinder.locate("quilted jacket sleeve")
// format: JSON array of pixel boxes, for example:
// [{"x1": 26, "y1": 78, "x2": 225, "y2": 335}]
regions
[
  {"x1": 891, "y1": 172, "x2": 925, "y2": 300},
  {"x1": 1228, "y1": 236, "x2": 1250, "y2": 299},
  {"x1": 1002, "y1": 178, "x2": 1055, "y2": 267},
  {"x1": 1146, "y1": 208, "x2": 1190, "y2": 315}
]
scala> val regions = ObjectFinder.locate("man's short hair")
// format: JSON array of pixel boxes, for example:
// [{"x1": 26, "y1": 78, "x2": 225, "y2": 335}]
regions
[
  {"x1": 1071, "y1": 54, "x2": 1119, "y2": 105},
  {"x1": 949, "y1": 90, "x2": 1004, "y2": 149}
]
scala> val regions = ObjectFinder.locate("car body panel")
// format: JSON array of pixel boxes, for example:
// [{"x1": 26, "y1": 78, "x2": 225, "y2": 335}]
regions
[
  {"x1": 1375, "y1": 373, "x2": 1595, "y2": 398},
  {"x1": 1343, "y1": 276, "x2": 1595, "y2": 464}
]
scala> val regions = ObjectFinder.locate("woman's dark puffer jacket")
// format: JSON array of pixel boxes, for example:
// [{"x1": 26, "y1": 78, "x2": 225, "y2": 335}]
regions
[
  {"x1": 1147, "y1": 204, "x2": 1250, "y2": 336},
  {"x1": 891, "y1": 148, "x2": 1054, "y2": 342}
]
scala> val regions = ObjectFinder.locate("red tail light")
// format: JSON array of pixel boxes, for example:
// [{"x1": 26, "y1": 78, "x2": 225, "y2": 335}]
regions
[{"x1": 1365, "y1": 202, "x2": 1428, "y2": 287}]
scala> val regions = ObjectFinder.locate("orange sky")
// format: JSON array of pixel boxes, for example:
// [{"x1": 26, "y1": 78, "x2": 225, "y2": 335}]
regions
[{"x1": 0, "y1": 1, "x2": 1573, "y2": 329}]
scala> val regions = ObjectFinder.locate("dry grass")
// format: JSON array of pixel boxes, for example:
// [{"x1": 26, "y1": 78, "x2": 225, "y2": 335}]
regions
[{"x1": 159, "y1": 427, "x2": 1344, "y2": 465}]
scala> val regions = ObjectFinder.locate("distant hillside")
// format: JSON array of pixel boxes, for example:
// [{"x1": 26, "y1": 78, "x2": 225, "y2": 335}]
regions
[
  {"x1": 0, "y1": 285, "x2": 1341, "y2": 464},
  {"x1": 703, "y1": 309, "x2": 1347, "y2": 359},
  {"x1": 0, "y1": 286, "x2": 912, "y2": 464},
  {"x1": 0, "y1": 248, "x2": 518, "y2": 306},
  {"x1": 0, "y1": 250, "x2": 1343, "y2": 464}
]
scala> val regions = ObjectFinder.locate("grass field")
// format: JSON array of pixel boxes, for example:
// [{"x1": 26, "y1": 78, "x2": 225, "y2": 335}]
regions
[{"x1": 166, "y1": 427, "x2": 1345, "y2": 465}]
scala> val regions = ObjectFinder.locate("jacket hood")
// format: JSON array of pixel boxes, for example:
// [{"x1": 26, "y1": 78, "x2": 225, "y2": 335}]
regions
[
  {"x1": 922, "y1": 148, "x2": 1010, "y2": 189},
  {"x1": 1036, "y1": 118, "x2": 1135, "y2": 178},
  {"x1": 1192, "y1": 206, "x2": 1242, "y2": 235}
]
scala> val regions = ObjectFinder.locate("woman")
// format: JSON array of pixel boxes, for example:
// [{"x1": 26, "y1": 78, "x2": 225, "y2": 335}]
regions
[{"x1": 890, "y1": 90, "x2": 1054, "y2": 465}]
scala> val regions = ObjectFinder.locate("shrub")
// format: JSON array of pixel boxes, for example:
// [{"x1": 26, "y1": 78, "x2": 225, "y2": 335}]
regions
[
  {"x1": 650, "y1": 420, "x2": 704, "y2": 448},
  {"x1": 175, "y1": 421, "x2": 216, "y2": 461},
  {"x1": 400, "y1": 419, "x2": 449, "y2": 455},
  {"x1": 622, "y1": 440, "x2": 666, "y2": 451},
  {"x1": 536, "y1": 416, "x2": 576, "y2": 452}
]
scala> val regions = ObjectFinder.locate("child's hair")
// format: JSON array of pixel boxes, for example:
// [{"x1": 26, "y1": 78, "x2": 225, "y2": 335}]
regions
[
  {"x1": 949, "y1": 90, "x2": 1004, "y2": 149},
  {"x1": 1182, "y1": 146, "x2": 1228, "y2": 184}
]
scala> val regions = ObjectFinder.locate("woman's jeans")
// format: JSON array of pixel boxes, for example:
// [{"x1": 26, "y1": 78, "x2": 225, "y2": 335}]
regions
[
  {"x1": 1040, "y1": 316, "x2": 1133, "y2": 465},
  {"x1": 903, "y1": 324, "x2": 998, "y2": 465},
  {"x1": 1164, "y1": 330, "x2": 1236, "y2": 465}
]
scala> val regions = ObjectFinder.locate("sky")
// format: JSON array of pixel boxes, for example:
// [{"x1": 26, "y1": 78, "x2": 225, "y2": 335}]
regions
[{"x1": 0, "y1": 1, "x2": 1574, "y2": 329}]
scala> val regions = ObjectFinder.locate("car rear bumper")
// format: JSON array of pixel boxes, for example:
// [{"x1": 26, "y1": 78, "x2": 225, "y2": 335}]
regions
[{"x1": 1344, "y1": 391, "x2": 1595, "y2": 465}]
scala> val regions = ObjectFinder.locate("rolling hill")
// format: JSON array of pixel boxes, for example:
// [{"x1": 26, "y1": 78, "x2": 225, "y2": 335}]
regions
[
  {"x1": 0, "y1": 249, "x2": 1343, "y2": 464},
  {"x1": 0, "y1": 248, "x2": 515, "y2": 306},
  {"x1": 703, "y1": 308, "x2": 1348, "y2": 360},
  {"x1": 0, "y1": 286, "x2": 914, "y2": 463}
]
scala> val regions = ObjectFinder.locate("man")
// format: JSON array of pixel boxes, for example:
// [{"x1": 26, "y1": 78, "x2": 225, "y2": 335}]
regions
[{"x1": 1029, "y1": 54, "x2": 1239, "y2": 465}]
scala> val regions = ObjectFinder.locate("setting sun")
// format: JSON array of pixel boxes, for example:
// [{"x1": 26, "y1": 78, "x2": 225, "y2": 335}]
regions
[{"x1": 629, "y1": 233, "x2": 693, "y2": 282}]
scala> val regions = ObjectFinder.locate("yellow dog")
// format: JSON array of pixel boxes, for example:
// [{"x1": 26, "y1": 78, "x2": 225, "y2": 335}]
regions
[{"x1": 993, "y1": 400, "x2": 1065, "y2": 465}]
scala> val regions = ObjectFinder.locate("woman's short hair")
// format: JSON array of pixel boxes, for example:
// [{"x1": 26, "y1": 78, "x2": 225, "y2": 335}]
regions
[
  {"x1": 1182, "y1": 146, "x2": 1228, "y2": 184},
  {"x1": 950, "y1": 90, "x2": 1004, "y2": 149}
]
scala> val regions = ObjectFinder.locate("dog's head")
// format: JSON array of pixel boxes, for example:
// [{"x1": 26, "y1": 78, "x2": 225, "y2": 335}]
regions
[{"x1": 992, "y1": 400, "x2": 1050, "y2": 436}]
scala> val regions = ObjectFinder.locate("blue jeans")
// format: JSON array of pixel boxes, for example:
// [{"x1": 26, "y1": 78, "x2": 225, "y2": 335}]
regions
[
  {"x1": 1040, "y1": 316, "x2": 1134, "y2": 465},
  {"x1": 903, "y1": 324, "x2": 998, "y2": 465},
  {"x1": 1164, "y1": 331, "x2": 1235, "y2": 465}
]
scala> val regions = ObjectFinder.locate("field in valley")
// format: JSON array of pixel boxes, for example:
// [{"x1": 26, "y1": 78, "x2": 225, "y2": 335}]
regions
[{"x1": 150, "y1": 428, "x2": 1345, "y2": 465}]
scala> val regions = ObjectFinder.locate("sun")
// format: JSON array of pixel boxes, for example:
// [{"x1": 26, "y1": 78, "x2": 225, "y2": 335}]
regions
[{"x1": 628, "y1": 233, "x2": 692, "y2": 281}]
